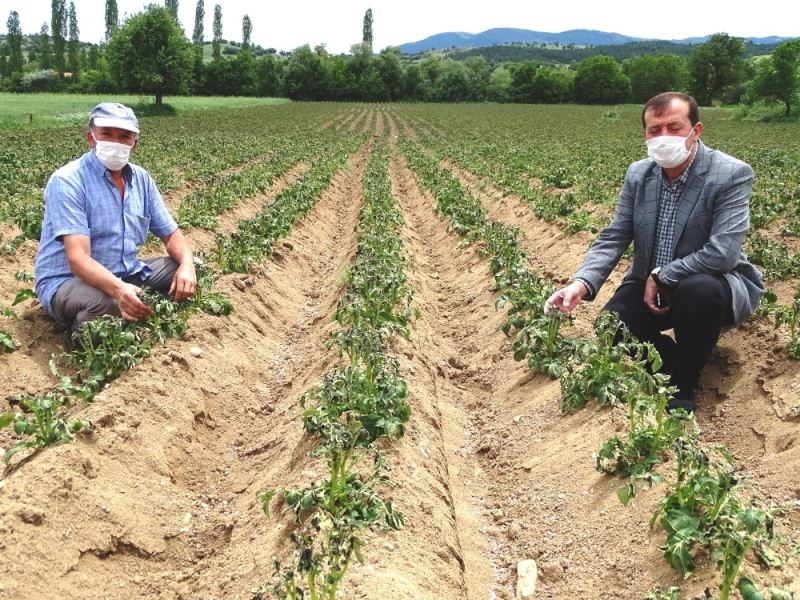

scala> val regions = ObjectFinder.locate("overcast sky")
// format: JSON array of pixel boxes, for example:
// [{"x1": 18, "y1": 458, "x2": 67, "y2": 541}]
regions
[{"x1": 7, "y1": 0, "x2": 798, "y2": 54}]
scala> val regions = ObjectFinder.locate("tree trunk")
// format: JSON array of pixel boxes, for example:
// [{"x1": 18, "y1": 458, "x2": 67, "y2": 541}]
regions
[{"x1": 155, "y1": 93, "x2": 163, "y2": 106}]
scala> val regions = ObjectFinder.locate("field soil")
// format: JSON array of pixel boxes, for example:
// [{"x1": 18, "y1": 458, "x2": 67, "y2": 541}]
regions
[{"x1": 1, "y1": 108, "x2": 798, "y2": 600}]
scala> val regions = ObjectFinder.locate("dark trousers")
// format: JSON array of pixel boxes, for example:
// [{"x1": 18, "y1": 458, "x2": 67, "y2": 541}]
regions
[
  {"x1": 603, "y1": 273, "x2": 734, "y2": 399},
  {"x1": 51, "y1": 257, "x2": 178, "y2": 331}
]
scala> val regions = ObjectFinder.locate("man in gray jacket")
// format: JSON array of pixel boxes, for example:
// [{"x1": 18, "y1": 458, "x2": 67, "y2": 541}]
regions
[{"x1": 544, "y1": 92, "x2": 764, "y2": 412}]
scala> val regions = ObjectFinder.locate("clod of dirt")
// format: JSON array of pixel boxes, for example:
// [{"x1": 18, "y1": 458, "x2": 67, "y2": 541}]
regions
[
  {"x1": 16, "y1": 505, "x2": 45, "y2": 525},
  {"x1": 448, "y1": 356, "x2": 467, "y2": 370}
]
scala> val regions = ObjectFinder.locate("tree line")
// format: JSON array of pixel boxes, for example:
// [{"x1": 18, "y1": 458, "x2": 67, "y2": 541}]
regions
[
  {"x1": 448, "y1": 39, "x2": 781, "y2": 65},
  {"x1": 1, "y1": 3, "x2": 799, "y2": 116}
]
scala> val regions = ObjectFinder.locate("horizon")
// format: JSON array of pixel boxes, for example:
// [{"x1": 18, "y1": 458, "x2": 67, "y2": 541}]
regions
[{"x1": 5, "y1": 0, "x2": 798, "y2": 54}]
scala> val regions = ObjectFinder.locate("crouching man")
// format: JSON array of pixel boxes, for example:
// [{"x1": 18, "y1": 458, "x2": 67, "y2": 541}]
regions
[
  {"x1": 544, "y1": 92, "x2": 764, "y2": 413},
  {"x1": 35, "y1": 102, "x2": 196, "y2": 339}
]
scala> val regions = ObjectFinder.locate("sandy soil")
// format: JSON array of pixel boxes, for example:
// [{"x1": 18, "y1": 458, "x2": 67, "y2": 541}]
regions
[{"x1": 1, "y1": 107, "x2": 798, "y2": 600}]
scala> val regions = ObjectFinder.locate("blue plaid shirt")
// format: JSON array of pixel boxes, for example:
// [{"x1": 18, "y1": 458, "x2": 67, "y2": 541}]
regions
[{"x1": 35, "y1": 150, "x2": 178, "y2": 316}]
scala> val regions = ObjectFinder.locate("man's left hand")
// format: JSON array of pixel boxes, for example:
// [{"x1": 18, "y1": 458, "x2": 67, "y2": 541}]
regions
[
  {"x1": 644, "y1": 275, "x2": 670, "y2": 315},
  {"x1": 169, "y1": 262, "x2": 197, "y2": 302}
]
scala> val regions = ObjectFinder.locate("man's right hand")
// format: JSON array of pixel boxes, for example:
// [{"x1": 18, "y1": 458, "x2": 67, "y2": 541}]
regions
[
  {"x1": 543, "y1": 280, "x2": 588, "y2": 315},
  {"x1": 114, "y1": 282, "x2": 151, "y2": 321}
]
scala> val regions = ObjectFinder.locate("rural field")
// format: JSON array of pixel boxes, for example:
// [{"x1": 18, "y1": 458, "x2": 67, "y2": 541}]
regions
[{"x1": 0, "y1": 101, "x2": 799, "y2": 600}]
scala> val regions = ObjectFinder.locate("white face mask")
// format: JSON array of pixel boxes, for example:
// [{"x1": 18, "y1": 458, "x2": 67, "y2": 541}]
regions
[
  {"x1": 646, "y1": 128, "x2": 696, "y2": 168},
  {"x1": 92, "y1": 134, "x2": 133, "y2": 171}
]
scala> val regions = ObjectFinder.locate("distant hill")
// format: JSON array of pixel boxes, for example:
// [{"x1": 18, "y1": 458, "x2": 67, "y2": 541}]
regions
[
  {"x1": 448, "y1": 40, "x2": 783, "y2": 65},
  {"x1": 398, "y1": 27, "x2": 796, "y2": 54}
]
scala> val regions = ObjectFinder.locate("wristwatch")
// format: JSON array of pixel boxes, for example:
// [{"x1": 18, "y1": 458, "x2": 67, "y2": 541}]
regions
[{"x1": 650, "y1": 267, "x2": 673, "y2": 290}]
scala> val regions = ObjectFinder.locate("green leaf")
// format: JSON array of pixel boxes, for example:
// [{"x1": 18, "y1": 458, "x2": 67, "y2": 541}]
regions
[
  {"x1": 738, "y1": 577, "x2": 764, "y2": 600},
  {"x1": 4, "y1": 441, "x2": 31, "y2": 463},
  {"x1": 741, "y1": 507, "x2": 763, "y2": 533},
  {"x1": 663, "y1": 537, "x2": 694, "y2": 579},
  {"x1": 0, "y1": 331, "x2": 18, "y2": 352},
  {"x1": 0, "y1": 413, "x2": 15, "y2": 428},
  {"x1": 617, "y1": 484, "x2": 632, "y2": 506},
  {"x1": 12, "y1": 288, "x2": 37, "y2": 306},
  {"x1": 665, "y1": 509, "x2": 701, "y2": 538},
  {"x1": 755, "y1": 541, "x2": 784, "y2": 567},
  {"x1": 259, "y1": 490, "x2": 278, "y2": 517}
]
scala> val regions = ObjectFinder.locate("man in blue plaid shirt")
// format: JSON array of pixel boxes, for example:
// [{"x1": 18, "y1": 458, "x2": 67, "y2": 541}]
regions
[
  {"x1": 35, "y1": 102, "x2": 197, "y2": 340},
  {"x1": 545, "y1": 92, "x2": 764, "y2": 413}
]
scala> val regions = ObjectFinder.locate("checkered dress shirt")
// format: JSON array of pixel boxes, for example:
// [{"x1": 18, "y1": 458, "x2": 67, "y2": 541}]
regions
[{"x1": 651, "y1": 157, "x2": 696, "y2": 272}]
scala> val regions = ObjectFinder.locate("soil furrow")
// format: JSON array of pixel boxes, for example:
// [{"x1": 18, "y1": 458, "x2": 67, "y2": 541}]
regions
[
  {"x1": 177, "y1": 160, "x2": 312, "y2": 258},
  {"x1": 388, "y1": 139, "x2": 519, "y2": 600},
  {"x1": 162, "y1": 150, "x2": 284, "y2": 213}
]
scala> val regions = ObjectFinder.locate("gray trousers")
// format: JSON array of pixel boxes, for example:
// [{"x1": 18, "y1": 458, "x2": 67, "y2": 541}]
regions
[{"x1": 51, "y1": 257, "x2": 178, "y2": 330}]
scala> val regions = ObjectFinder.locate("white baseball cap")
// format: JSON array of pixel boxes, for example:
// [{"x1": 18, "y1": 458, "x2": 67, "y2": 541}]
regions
[{"x1": 89, "y1": 102, "x2": 140, "y2": 133}]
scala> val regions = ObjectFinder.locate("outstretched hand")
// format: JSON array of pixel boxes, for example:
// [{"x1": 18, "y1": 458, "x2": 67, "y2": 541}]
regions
[{"x1": 543, "y1": 280, "x2": 588, "y2": 315}]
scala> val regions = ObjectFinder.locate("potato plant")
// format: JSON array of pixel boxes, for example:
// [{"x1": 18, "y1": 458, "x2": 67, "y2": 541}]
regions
[
  {"x1": 757, "y1": 286, "x2": 800, "y2": 359},
  {"x1": 0, "y1": 330, "x2": 17, "y2": 353},
  {"x1": 651, "y1": 437, "x2": 784, "y2": 598},
  {"x1": 596, "y1": 370, "x2": 687, "y2": 505},
  {"x1": 177, "y1": 138, "x2": 316, "y2": 229},
  {"x1": 0, "y1": 391, "x2": 90, "y2": 464}
]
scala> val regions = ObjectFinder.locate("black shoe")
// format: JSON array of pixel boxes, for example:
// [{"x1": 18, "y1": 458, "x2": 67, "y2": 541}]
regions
[
  {"x1": 64, "y1": 322, "x2": 79, "y2": 351},
  {"x1": 667, "y1": 394, "x2": 695, "y2": 414}
]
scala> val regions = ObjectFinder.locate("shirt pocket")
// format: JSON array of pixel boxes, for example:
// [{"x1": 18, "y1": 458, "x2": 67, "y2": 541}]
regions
[{"x1": 126, "y1": 213, "x2": 151, "y2": 246}]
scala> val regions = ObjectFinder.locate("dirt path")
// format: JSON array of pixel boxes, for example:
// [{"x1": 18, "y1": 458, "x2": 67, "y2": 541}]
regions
[
  {"x1": 388, "y1": 146, "x2": 501, "y2": 599},
  {"x1": 373, "y1": 107, "x2": 385, "y2": 137}
]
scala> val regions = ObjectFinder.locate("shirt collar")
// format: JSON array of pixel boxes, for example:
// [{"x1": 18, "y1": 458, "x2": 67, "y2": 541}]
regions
[{"x1": 659, "y1": 147, "x2": 697, "y2": 188}]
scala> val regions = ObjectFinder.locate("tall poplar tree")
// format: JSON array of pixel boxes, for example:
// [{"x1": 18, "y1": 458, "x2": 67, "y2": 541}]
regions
[
  {"x1": 241, "y1": 14, "x2": 252, "y2": 52},
  {"x1": 212, "y1": 4, "x2": 222, "y2": 60},
  {"x1": 6, "y1": 11, "x2": 24, "y2": 75},
  {"x1": 38, "y1": 22, "x2": 53, "y2": 70},
  {"x1": 362, "y1": 8, "x2": 373, "y2": 52},
  {"x1": 105, "y1": 0, "x2": 118, "y2": 41},
  {"x1": 192, "y1": 0, "x2": 204, "y2": 44},
  {"x1": 67, "y1": 1, "x2": 80, "y2": 80},
  {"x1": 52, "y1": 0, "x2": 67, "y2": 77},
  {"x1": 165, "y1": 0, "x2": 179, "y2": 21},
  {"x1": 191, "y1": 0, "x2": 204, "y2": 85}
]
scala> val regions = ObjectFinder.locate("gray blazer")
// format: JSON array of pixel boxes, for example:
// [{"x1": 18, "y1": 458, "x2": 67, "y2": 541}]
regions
[{"x1": 574, "y1": 141, "x2": 764, "y2": 326}]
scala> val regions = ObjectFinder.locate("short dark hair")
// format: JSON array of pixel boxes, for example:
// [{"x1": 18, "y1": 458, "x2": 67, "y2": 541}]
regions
[{"x1": 641, "y1": 92, "x2": 699, "y2": 128}]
